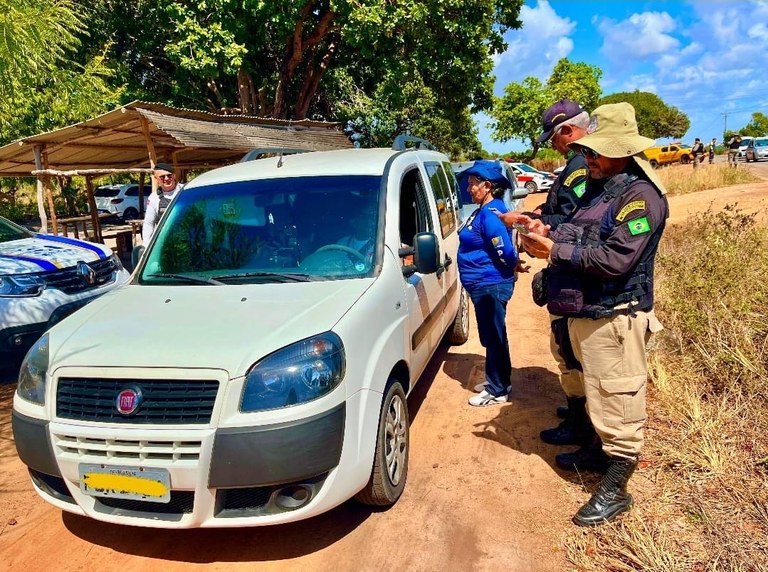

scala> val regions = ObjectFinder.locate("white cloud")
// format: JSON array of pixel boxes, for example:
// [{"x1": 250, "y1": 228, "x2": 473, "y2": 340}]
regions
[
  {"x1": 597, "y1": 12, "x2": 679, "y2": 63},
  {"x1": 492, "y1": 0, "x2": 576, "y2": 93}
]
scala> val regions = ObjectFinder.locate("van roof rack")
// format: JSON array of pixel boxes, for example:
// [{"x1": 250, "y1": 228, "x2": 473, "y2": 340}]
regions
[{"x1": 392, "y1": 135, "x2": 436, "y2": 151}]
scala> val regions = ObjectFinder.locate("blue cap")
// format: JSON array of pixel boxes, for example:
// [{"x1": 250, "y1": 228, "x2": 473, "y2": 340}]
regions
[{"x1": 463, "y1": 160, "x2": 512, "y2": 189}]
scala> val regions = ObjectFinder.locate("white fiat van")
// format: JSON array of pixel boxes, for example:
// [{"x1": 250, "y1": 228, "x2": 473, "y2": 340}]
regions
[{"x1": 13, "y1": 138, "x2": 470, "y2": 528}]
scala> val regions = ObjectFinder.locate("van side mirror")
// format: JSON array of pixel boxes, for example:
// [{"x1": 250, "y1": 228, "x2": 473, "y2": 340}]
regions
[
  {"x1": 403, "y1": 232, "x2": 438, "y2": 276},
  {"x1": 131, "y1": 245, "x2": 145, "y2": 269}
]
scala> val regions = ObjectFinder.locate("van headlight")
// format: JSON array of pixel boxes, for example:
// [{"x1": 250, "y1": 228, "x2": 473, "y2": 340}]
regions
[
  {"x1": 17, "y1": 334, "x2": 49, "y2": 405},
  {"x1": 0, "y1": 274, "x2": 45, "y2": 297},
  {"x1": 240, "y1": 333, "x2": 345, "y2": 413}
]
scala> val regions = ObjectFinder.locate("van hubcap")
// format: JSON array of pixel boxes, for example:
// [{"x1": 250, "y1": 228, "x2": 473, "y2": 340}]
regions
[{"x1": 384, "y1": 394, "x2": 408, "y2": 485}]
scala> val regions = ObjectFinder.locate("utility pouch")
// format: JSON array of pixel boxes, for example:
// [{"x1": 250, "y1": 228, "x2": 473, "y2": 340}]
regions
[
  {"x1": 532, "y1": 267, "x2": 549, "y2": 307},
  {"x1": 550, "y1": 317, "x2": 583, "y2": 372}
]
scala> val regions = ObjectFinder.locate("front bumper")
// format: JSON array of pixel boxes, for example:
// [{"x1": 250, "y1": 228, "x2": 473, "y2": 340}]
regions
[{"x1": 12, "y1": 388, "x2": 379, "y2": 528}]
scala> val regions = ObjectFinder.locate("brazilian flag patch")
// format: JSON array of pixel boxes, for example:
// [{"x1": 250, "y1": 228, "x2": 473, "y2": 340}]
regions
[
  {"x1": 572, "y1": 181, "x2": 586, "y2": 198},
  {"x1": 627, "y1": 216, "x2": 651, "y2": 236}
]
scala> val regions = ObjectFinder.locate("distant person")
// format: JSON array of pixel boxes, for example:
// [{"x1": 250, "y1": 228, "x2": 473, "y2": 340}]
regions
[
  {"x1": 457, "y1": 161, "x2": 519, "y2": 407},
  {"x1": 336, "y1": 202, "x2": 377, "y2": 262},
  {"x1": 142, "y1": 163, "x2": 184, "y2": 244},
  {"x1": 708, "y1": 138, "x2": 717, "y2": 164},
  {"x1": 727, "y1": 135, "x2": 742, "y2": 167},
  {"x1": 691, "y1": 138, "x2": 705, "y2": 168}
]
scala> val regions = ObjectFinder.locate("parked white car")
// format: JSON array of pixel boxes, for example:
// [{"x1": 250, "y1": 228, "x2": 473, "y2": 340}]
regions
[
  {"x1": 0, "y1": 215, "x2": 129, "y2": 367},
  {"x1": 94, "y1": 184, "x2": 151, "y2": 221},
  {"x1": 508, "y1": 162, "x2": 554, "y2": 193},
  {"x1": 744, "y1": 136, "x2": 768, "y2": 162},
  {"x1": 737, "y1": 136, "x2": 754, "y2": 160},
  {"x1": 13, "y1": 138, "x2": 470, "y2": 528}
]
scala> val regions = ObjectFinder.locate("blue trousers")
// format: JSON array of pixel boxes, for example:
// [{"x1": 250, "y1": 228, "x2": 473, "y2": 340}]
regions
[{"x1": 468, "y1": 281, "x2": 513, "y2": 397}]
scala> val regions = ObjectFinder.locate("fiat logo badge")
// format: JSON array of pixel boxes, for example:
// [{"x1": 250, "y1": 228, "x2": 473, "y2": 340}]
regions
[{"x1": 116, "y1": 386, "x2": 143, "y2": 415}]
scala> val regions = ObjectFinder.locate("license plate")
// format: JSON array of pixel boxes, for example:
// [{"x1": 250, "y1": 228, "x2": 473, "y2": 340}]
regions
[{"x1": 79, "y1": 464, "x2": 171, "y2": 503}]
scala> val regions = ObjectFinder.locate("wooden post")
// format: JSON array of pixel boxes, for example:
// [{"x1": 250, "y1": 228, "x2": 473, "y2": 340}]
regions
[
  {"x1": 84, "y1": 177, "x2": 102, "y2": 242},
  {"x1": 33, "y1": 145, "x2": 49, "y2": 233},
  {"x1": 40, "y1": 150, "x2": 58, "y2": 235},
  {"x1": 138, "y1": 171, "x2": 146, "y2": 217},
  {"x1": 139, "y1": 116, "x2": 158, "y2": 195}
]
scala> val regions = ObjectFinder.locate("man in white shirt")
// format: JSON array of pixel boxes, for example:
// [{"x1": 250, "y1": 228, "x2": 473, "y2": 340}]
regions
[{"x1": 142, "y1": 163, "x2": 184, "y2": 244}]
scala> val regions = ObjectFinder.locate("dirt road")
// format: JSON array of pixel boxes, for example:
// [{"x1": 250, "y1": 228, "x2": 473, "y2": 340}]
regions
[{"x1": 2, "y1": 175, "x2": 767, "y2": 572}]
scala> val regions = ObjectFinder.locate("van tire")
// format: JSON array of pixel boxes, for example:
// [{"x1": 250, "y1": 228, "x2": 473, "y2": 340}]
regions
[
  {"x1": 649, "y1": 160, "x2": 658, "y2": 168},
  {"x1": 355, "y1": 380, "x2": 409, "y2": 506},
  {"x1": 445, "y1": 287, "x2": 470, "y2": 345},
  {"x1": 525, "y1": 181, "x2": 537, "y2": 193},
  {"x1": 680, "y1": 155, "x2": 690, "y2": 164}
]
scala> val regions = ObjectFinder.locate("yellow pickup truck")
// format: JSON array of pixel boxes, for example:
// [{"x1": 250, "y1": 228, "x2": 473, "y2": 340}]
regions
[{"x1": 643, "y1": 143, "x2": 694, "y2": 168}]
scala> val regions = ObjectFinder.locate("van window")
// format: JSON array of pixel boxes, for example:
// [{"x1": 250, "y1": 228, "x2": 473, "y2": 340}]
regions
[
  {"x1": 94, "y1": 187, "x2": 120, "y2": 198},
  {"x1": 399, "y1": 168, "x2": 434, "y2": 249},
  {"x1": 424, "y1": 162, "x2": 457, "y2": 238}
]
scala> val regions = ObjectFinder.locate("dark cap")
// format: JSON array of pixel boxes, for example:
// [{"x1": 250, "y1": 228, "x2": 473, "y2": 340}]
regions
[
  {"x1": 463, "y1": 160, "x2": 512, "y2": 190},
  {"x1": 537, "y1": 100, "x2": 586, "y2": 144},
  {"x1": 153, "y1": 162, "x2": 175, "y2": 173}
]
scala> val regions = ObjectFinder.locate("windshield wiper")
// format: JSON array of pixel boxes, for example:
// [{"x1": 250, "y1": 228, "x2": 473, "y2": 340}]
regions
[
  {"x1": 146, "y1": 273, "x2": 224, "y2": 285},
  {"x1": 211, "y1": 271, "x2": 313, "y2": 283}
]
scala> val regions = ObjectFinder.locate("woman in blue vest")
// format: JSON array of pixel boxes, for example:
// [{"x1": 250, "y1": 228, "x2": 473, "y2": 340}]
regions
[{"x1": 458, "y1": 161, "x2": 519, "y2": 407}]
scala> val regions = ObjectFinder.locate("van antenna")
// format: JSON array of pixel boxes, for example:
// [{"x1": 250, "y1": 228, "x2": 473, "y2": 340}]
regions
[{"x1": 277, "y1": 119, "x2": 293, "y2": 168}]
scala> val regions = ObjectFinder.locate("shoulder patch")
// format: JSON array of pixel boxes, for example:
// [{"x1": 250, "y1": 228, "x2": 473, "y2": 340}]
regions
[
  {"x1": 626, "y1": 216, "x2": 651, "y2": 236},
  {"x1": 616, "y1": 200, "x2": 646, "y2": 222},
  {"x1": 491, "y1": 236, "x2": 505, "y2": 248},
  {"x1": 571, "y1": 181, "x2": 586, "y2": 198},
  {"x1": 564, "y1": 168, "x2": 587, "y2": 187}
]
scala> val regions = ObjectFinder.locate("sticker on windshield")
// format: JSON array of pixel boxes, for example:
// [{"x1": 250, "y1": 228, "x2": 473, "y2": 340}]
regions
[{"x1": 222, "y1": 201, "x2": 238, "y2": 218}]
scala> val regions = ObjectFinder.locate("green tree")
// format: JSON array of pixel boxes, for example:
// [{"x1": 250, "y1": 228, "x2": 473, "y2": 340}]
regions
[
  {"x1": 0, "y1": 0, "x2": 122, "y2": 143},
  {"x1": 488, "y1": 58, "x2": 602, "y2": 160},
  {"x1": 741, "y1": 112, "x2": 768, "y2": 137},
  {"x1": 83, "y1": 0, "x2": 524, "y2": 153},
  {"x1": 599, "y1": 91, "x2": 689, "y2": 140}
]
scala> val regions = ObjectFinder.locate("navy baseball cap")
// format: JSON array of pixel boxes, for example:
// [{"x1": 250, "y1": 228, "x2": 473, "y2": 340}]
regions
[
  {"x1": 463, "y1": 160, "x2": 512, "y2": 189},
  {"x1": 153, "y1": 162, "x2": 174, "y2": 173},
  {"x1": 537, "y1": 100, "x2": 586, "y2": 144}
]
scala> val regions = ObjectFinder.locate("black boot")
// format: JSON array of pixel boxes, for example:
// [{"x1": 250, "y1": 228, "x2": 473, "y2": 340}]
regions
[
  {"x1": 541, "y1": 397, "x2": 591, "y2": 445},
  {"x1": 573, "y1": 457, "x2": 637, "y2": 526},
  {"x1": 555, "y1": 434, "x2": 610, "y2": 473},
  {"x1": 556, "y1": 404, "x2": 568, "y2": 419}
]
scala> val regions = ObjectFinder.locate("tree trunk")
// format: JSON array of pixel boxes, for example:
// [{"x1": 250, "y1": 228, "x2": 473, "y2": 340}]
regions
[
  {"x1": 237, "y1": 68, "x2": 254, "y2": 115},
  {"x1": 295, "y1": 40, "x2": 337, "y2": 119},
  {"x1": 274, "y1": 1, "x2": 336, "y2": 118}
]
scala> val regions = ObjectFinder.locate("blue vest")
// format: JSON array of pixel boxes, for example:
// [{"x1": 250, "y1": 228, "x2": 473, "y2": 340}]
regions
[{"x1": 547, "y1": 174, "x2": 665, "y2": 319}]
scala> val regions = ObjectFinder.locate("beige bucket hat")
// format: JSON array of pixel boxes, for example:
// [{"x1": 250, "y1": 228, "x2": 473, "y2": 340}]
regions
[{"x1": 574, "y1": 102, "x2": 666, "y2": 195}]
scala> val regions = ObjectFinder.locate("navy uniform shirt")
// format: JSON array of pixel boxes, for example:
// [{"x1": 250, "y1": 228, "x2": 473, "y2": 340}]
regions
[
  {"x1": 550, "y1": 168, "x2": 669, "y2": 278},
  {"x1": 536, "y1": 153, "x2": 588, "y2": 231}
]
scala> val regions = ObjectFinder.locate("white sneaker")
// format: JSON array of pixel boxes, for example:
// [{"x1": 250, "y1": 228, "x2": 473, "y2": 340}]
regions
[
  {"x1": 468, "y1": 390, "x2": 509, "y2": 407},
  {"x1": 473, "y1": 382, "x2": 488, "y2": 393}
]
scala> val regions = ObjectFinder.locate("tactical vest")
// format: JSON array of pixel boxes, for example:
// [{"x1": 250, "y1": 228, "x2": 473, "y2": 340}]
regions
[
  {"x1": 546, "y1": 173, "x2": 665, "y2": 319},
  {"x1": 157, "y1": 189, "x2": 173, "y2": 218}
]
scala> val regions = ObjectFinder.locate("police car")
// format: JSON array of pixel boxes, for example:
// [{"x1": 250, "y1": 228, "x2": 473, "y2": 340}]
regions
[
  {"x1": 12, "y1": 137, "x2": 469, "y2": 528},
  {"x1": 1, "y1": 215, "x2": 129, "y2": 367}
]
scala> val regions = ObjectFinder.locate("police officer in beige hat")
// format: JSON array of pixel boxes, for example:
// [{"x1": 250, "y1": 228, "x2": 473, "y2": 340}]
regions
[{"x1": 521, "y1": 102, "x2": 668, "y2": 526}]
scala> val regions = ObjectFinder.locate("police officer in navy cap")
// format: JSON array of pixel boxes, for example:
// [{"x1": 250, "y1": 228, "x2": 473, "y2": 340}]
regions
[
  {"x1": 457, "y1": 161, "x2": 520, "y2": 407},
  {"x1": 142, "y1": 162, "x2": 185, "y2": 244},
  {"x1": 521, "y1": 103, "x2": 668, "y2": 526},
  {"x1": 497, "y1": 100, "x2": 593, "y2": 440}
]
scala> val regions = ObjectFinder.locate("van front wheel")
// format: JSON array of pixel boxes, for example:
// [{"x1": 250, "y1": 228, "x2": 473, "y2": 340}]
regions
[{"x1": 355, "y1": 380, "x2": 409, "y2": 506}]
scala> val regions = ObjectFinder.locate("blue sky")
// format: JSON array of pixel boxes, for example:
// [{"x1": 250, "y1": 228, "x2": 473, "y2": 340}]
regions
[{"x1": 478, "y1": 0, "x2": 768, "y2": 153}]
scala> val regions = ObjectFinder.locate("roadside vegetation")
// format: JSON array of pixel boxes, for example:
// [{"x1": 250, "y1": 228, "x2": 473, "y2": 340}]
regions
[
  {"x1": 656, "y1": 163, "x2": 761, "y2": 196},
  {"x1": 565, "y1": 172, "x2": 768, "y2": 570}
]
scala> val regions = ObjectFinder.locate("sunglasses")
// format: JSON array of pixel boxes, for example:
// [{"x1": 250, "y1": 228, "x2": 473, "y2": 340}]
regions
[
  {"x1": 577, "y1": 146, "x2": 601, "y2": 160},
  {"x1": 158, "y1": 174, "x2": 175, "y2": 181}
]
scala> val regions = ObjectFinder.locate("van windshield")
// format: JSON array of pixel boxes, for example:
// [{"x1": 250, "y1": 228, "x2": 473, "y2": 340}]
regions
[
  {"x1": 139, "y1": 175, "x2": 382, "y2": 284},
  {"x1": 0, "y1": 216, "x2": 33, "y2": 243}
]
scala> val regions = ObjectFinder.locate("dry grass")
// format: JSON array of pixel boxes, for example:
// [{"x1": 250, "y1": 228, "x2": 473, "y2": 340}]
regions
[
  {"x1": 565, "y1": 205, "x2": 768, "y2": 571},
  {"x1": 655, "y1": 163, "x2": 760, "y2": 196}
]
